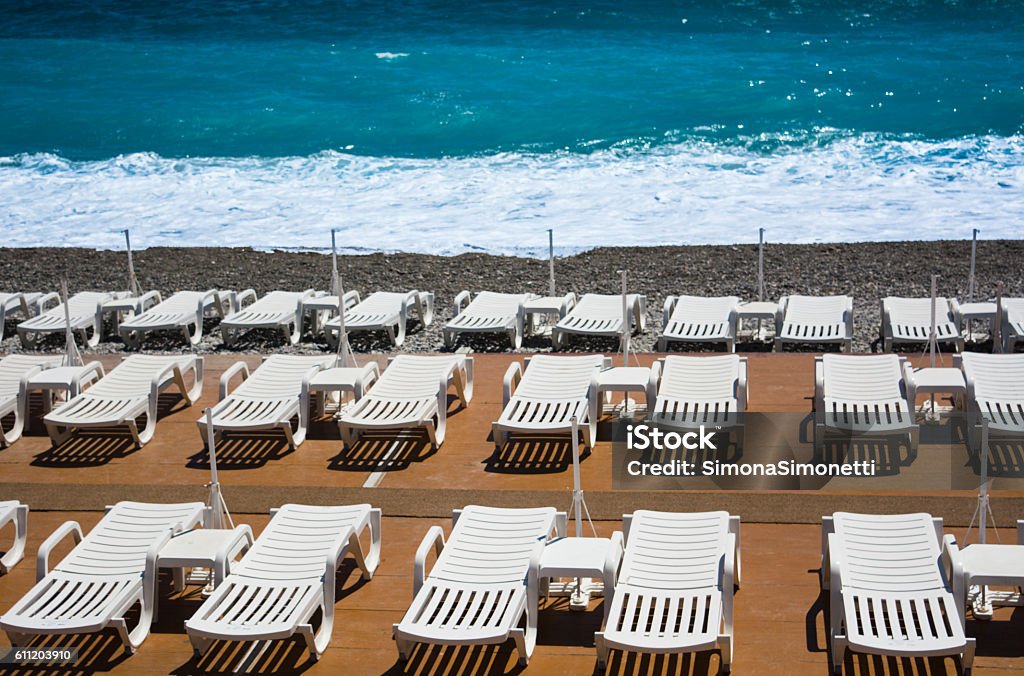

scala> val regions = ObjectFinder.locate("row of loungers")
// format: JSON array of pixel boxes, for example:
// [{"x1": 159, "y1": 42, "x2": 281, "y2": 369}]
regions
[
  {"x1": 0, "y1": 350, "x2": 1021, "y2": 454},
  {"x1": 0, "y1": 501, "x2": 991, "y2": 672},
  {"x1": 3, "y1": 289, "x2": 1023, "y2": 353}
]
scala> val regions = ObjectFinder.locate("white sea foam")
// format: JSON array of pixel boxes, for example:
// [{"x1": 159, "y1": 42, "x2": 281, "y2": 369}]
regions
[
  {"x1": 0, "y1": 134, "x2": 1021, "y2": 256},
  {"x1": 375, "y1": 52, "x2": 409, "y2": 59}
]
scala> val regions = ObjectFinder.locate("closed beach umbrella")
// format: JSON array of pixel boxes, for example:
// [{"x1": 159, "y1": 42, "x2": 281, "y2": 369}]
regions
[
  {"x1": 123, "y1": 229, "x2": 142, "y2": 298},
  {"x1": 60, "y1": 276, "x2": 83, "y2": 368},
  {"x1": 203, "y1": 408, "x2": 233, "y2": 530}
]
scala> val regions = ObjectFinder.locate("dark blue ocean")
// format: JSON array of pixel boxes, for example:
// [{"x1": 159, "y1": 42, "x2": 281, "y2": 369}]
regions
[{"x1": 1, "y1": 0, "x2": 1021, "y2": 253}]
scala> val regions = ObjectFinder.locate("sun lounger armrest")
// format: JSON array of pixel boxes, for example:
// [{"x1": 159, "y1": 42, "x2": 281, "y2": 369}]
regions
[
  {"x1": 235, "y1": 289, "x2": 258, "y2": 309},
  {"x1": 662, "y1": 296, "x2": 678, "y2": 330},
  {"x1": 728, "y1": 515, "x2": 742, "y2": 587},
  {"x1": 559, "y1": 292, "x2": 576, "y2": 318},
  {"x1": 942, "y1": 534, "x2": 965, "y2": 611},
  {"x1": 502, "y1": 362, "x2": 523, "y2": 408},
  {"x1": 71, "y1": 361, "x2": 106, "y2": 396},
  {"x1": 212, "y1": 525, "x2": 254, "y2": 583},
  {"x1": 413, "y1": 290, "x2": 434, "y2": 325},
  {"x1": 775, "y1": 296, "x2": 787, "y2": 334},
  {"x1": 413, "y1": 526, "x2": 446, "y2": 596},
  {"x1": 219, "y1": 361, "x2": 250, "y2": 400},
  {"x1": 358, "y1": 362, "x2": 380, "y2": 394},
  {"x1": 341, "y1": 289, "x2": 361, "y2": 311},
  {"x1": 813, "y1": 357, "x2": 824, "y2": 412},
  {"x1": 948, "y1": 298, "x2": 962, "y2": 327},
  {"x1": 35, "y1": 291, "x2": 61, "y2": 314},
  {"x1": 737, "y1": 358, "x2": 748, "y2": 412},
  {"x1": 137, "y1": 290, "x2": 163, "y2": 313},
  {"x1": 554, "y1": 512, "x2": 568, "y2": 538},
  {"x1": 647, "y1": 360, "x2": 662, "y2": 414},
  {"x1": 37, "y1": 520, "x2": 83, "y2": 581},
  {"x1": 722, "y1": 532, "x2": 737, "y2": 633},
  {"x1": 452, "y1": 290, "x2": 471, "y2": 317},
  {"x1": 901, "y1": 359, "x2": 917, "y2": 408},
  {"x1": 606, "y1": 531, "x2": 624, "y2": 588}
]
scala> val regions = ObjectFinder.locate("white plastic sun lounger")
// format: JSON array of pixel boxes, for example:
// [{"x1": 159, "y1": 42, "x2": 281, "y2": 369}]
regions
[
  {"x1": 492, "y1": 354, "x2": 609, "y2": 450},
  {"x1": 814, "y1": 354, "x2": 917, "y2": 453},
  {"x1": 186, "y1": 503, "x2": 381, "y2": 661},
  {"x1": 659, "y1": 295, "x2": 740, "y2": 352},
  {"x1": 0, "y1": 354, "x2": 63, "y2": 447},
  {"x1": 220, "y1": 289, "x2": 316, "y2": 346},
  {"x1": 198, "y1": 354, "x2": 335, "y2": 450},
  {"x1": 648, "y1": 355, "x2": 747, "y2": 437},
  {"x1": 394, "y1": 505, "x2": 564, "y2": 666},
  {"x1": 1002, "y1": 297, "x2": 1024, "y2": 353},
  {"x1": 44, "y1": 354, "x2": 204, "y2": 448},
  {"x1": 774, "y1": 295, "x2": 853, "y2": 352},
  {"x1": 16, "y1": 290, "x2": 142, "y2": 348},
  {"x1": 822, "y1": 512, "x2": 974, "y2": 675},
  {"x1": 596, "y1": 510, "x2": 740, "y2": 671},
  {"x1": 551, "y1": 293, "x2": 646, "y2": 349},
  {"x1": 443, "y1": 290, "x2": 537, "y2": 349},
  {"x1": 1, "y1": 500, "x2": 206, "y2": 653},
  {"x1": 881, "y1": 296, "x2": 963, "y2": 352},
  {"x1": 323, "y1": 290, "x2": 434, "y2": 348},
  {"x1": 0, "y1": 500, "x2": 28, "y2": 574},
  {"x1": 336, "y1": 355, "x2": 473, "y2": 450},
  {"x1": 959, "y1": 352, "x2": 1024, "y2": 452},
  {"x1": 119, "y1": 290, "x2": 235, "y2": 348},
  {"x1": 0, "y1": 292, "x2": 52, "y2": 341}
]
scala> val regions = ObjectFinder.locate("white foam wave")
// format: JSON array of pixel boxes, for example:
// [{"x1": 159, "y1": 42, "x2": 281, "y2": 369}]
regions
[
  {"x1": 1, "y1": 134, "x2": 1021, "y2": 256},
  {"x1": 375, "y1": 52, "x2": 409, "y2": 60}
]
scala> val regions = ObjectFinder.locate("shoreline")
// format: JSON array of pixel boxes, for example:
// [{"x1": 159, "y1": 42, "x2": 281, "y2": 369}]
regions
[{"x1": 1, "y1": 240, "x2": 1021, "y2": 354}]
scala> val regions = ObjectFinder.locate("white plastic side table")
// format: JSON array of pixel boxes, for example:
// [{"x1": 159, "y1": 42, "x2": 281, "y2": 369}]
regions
[
  {"x1": 26, "y1": 364, "x2": 104, "y2": 413},
  {"x1": 540, "y1": 536, "x2": 622, "y2": 623},
  {"x1": 309, "y1": 364, "x2": 379, "y2": 414},
  {"x1": 958, "y1": 543, "x2": 1024, "y2": 623},
  {"x1": 959, "y1": 302, "x2": 998, "y2": 343},
  {"x1": 157, "y1": 526, "x2": 253, "y2": 591},
  {"x1": 596, "y1": 366, "x2": 652, "y2": 417},
  {"x1": 913, "y1": 367, "x2": 967, "y2": 418},
  {"x1": 738, "y1": 301, "x2": 778, "y2": 341}
]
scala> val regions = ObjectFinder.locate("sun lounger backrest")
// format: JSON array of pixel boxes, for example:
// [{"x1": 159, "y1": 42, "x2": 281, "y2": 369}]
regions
[
  {"x1": 234, "y1": 503, "x2": 370, "y2": 582},
  {"x1": 961, "y1": 352, "x2": 1024, "y2": 400},
  {"x1": 247, "y1": 291, "x2": 303, "y2": 313},
  {"x1": 84, "y1": 355, "x2": 195, "y2": 399},
  {"x1": 883, "y1": 297, "x2": 954, "y2": 325},
  {"x1": 831, "y1": 512, "x2": 944, "y2": 592},
  {"x1": 143, "y1": 291, "x2": 205, "y2": 314},
  {"x1": 49, "y1": 292, "x2": 110, "y2": 318},
  {"x1": 365, "y1": 355, "x2": 462, "y2": 400},
  {"x1": 619, "y1": 510, "x2": 730, "y2": 590},
  {"x1": 58, "y1": 501, "x2": 205, "y2": 576},
  {"x1": 572, "y1": 294, "x2": 623, "y2": 320},
  {"x1": 821, "y1": 354, "x2": 904, "y2": 401},
  {"x1": 233, "y1": 355, "x2": 334, "y2": 399},
  {"x1": 674, "y1": 296, "x2": 740, "y2": 322},
  {"x1": 514, "y1": 354, "x2": 605, "y2": 400},
  {"x1": 784, "y1": 295, "x2": 848, "y2": 322},
  {"x1": 429, "y1": 505, "x2": 557, "y2": 585},
  {"x1": 660, "y1": 355, "x2": 739, "y2": 401}
]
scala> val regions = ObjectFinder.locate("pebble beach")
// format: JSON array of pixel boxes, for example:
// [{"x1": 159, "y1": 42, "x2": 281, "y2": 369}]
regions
[{"x1": 1, "y1": 240, "x2": 1020, "y2": 355}]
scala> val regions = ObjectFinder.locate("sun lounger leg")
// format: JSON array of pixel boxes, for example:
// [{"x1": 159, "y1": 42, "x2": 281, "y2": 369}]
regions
[
  {"x1": 189, "y1": 633, "x2": 213, "y2": 658},
  {"x1": 44, "y1": 420, "x2": 72, "y2": 447},
  {"x1": 0, "y1": 503, "x2": 27, "y2": 573},
  {"x1": 443, "y1": 328, "x2": 455, "y2": 349},
  {"x1": 393, "y1": 625, "x2": 413, "y2": 662},
  {"x1": 594, "y1": 632, "x2": 608, "y2": 669},
  {"x1": 1, "y1": 406, "x2": 26, "y2": 448},
  {"x1": 963, "y1": 637, "x2": 976, "y2": 673},
  {"x1": 719, "y1": 633, "x2": 732, "y2": 673}
]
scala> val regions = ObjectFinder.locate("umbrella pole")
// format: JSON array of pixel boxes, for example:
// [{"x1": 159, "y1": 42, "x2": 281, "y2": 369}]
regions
[
  {"x1": 619, "y1": 270, "x2": 634, "y2": 417},
  {"x1": 60, "y1": 276, "x2": 84, "y2": 368},
  {"x1": 972, "y1": 418, "x2": 996, "y2": 619},
  {"x1": 548, "y1": 229, "x2": 555, "y2": 297},
  {"x1": 123, "y1": 229, "x2": 141, "y2": 298},
  {"x1": 568, "y1": 416, "x2": 595, "y2": 611},
  {"x1": 968, "y1": 228, "x2": 979, "y2": 303},
  {"x1": 926, "y1": 275, "x2": 940, "y2": 420}
]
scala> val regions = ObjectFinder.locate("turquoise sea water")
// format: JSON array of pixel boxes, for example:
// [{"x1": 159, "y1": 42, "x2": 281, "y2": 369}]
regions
[{"x1": 0, "y1": 0, "x2": 1021, "y2": 252}]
